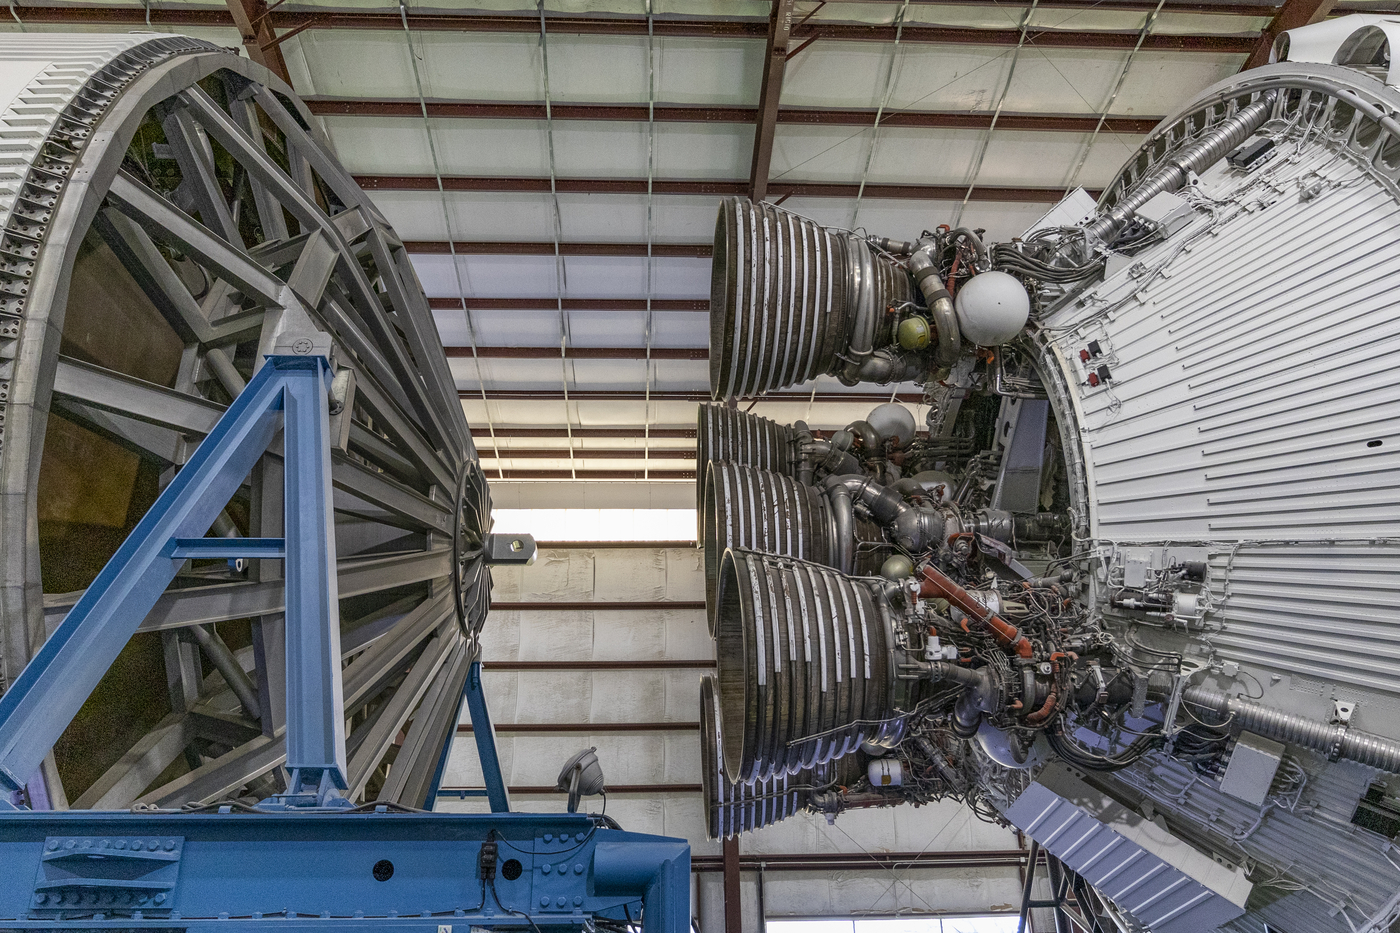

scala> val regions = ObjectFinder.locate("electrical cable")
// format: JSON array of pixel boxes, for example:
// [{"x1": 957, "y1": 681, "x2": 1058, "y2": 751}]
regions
[{"x1": 489, "y1": 879, "x2": 545, "y2": 933}]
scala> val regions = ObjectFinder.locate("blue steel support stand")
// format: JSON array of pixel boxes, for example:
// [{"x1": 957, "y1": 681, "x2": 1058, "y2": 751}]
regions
[
  {"x1": 0, "y1": 344, "x2": 690, "y2": 932},
  {"x1": 465, "y1": 659, "x2": 512, "y2": 813}
]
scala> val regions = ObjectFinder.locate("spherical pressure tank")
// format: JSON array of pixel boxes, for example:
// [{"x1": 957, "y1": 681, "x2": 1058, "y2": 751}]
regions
[
  {"x1": 0, "y1": 35, "x2": 490, "y2": 810},
  {"x1": 953, "y1": 271, "x2": 1031, "y2": 346}
]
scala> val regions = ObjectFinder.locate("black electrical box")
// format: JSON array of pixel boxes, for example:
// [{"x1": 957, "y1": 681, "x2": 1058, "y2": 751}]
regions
[{"x1": 1227, "y1": 138, "x2": 1276, "y2": 171}]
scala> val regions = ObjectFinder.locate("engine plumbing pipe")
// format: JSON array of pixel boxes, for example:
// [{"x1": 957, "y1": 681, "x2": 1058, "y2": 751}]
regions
[
  {"x1": 919, "y1": 565, "x2": 1033, "y2": 658},
  {"x1": 1084, "y1": 91, "x2": 1276, "y2": 244},
  {"x1": 906, "y1": 248, "x2": 961, "y2": 365},
  {"x1": 1183, "y1": 685, "x2": 1400, "y2": 774}
]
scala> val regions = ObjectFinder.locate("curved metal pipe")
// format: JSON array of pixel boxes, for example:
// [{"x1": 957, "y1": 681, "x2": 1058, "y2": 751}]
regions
[
  {"x1": 1085, "y1": 91, "x2": 1277, "y2": 244},
  {"x1": 821, "y1": 476, "x2": 856, "y2": 574},
  {"x1": 1183, "y1": 685, "x2": 1400, "y2": 773},
  {"x1": 832, "y1": 475, "x2": 946, "y2": 554},
  {"x1": 919, "y1": 565, "x2": 1033, "y2": 658},
  {"x1": 908, "y1": 250, "x2": 961, "y2": 365}
]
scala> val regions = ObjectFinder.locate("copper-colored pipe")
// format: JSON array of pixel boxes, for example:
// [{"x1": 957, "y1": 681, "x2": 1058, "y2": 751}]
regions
[
  {"x1": 1026, "y1": 652, "x2": 1074, "y2": 725},
  {"x1": 919, "y1": 565, "x2": 1033, "y2": 658}
]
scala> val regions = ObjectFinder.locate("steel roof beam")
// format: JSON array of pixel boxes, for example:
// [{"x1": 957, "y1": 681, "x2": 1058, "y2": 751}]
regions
[
  {"x1": 458, "y1": 389, "x2": 924, "y2": 401},
  {"x1": 15, "y1": 6, "x2": 1261, "y2": 51},
  {"x1": 363, "y1": 175, "x2": 1096, "y2": 201},
  {"x1": 1243, "y1": 0, "x2": 1337, "y2": 67},
  {"x1": 223, "y1": 0, "x2": 291, "y2": 85},
  {"x1": 447, "y1": 346, "x2": 707, "y2": 360},
  {"x1": 308, "y1": 98, "x2": 1165, "y2": 134},
  {"x1": 750, "y1": 0, "x2": 796, "y2": 202},
  {"x1": 429, "y1": 297, "x2": 707, "y2": 311},
  {"x1": 405, "y1": 240, "x2": 712, "y2": 257}
]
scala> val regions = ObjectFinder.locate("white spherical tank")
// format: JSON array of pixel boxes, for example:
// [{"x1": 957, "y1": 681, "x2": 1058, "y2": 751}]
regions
[
  {"x1": 954, "y1": 270, "x2": 1031, "y2": 345},
  {"x1": 865, "y1": 403, "x2": 917, "y2": 447}
]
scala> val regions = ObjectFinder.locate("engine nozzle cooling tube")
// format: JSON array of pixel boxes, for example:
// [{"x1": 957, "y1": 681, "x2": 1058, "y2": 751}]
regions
[
  {"x1": 1183, "y1": 685, "x2": 1400, "y2": 774},
  {"x1": 1083, "y1": 92, "x2": 1276, "y2": 245},
  {"x1": 919, "y1": 565, "x2": 1034, "y2": 658}
]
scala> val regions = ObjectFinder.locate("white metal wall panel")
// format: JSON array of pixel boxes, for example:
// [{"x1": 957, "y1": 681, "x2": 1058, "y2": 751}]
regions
[
  {"x1": 491, "y1": 547, "x2": 704, "y2": 602},
  {"x1": 1042, "y1": 131, "x2": 1400, "y2": 695}
]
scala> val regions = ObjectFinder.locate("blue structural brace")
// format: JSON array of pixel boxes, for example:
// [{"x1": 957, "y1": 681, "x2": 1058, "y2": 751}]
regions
[
  {"x1": 464, "y1": 660, "x2": 512, "y2": 813},
  {"x1": 0, "y1": 347, "x2": 692, "y2": 931},
  {"x1": 0, "y1": 355, "x2": 338, "y2": 796}
]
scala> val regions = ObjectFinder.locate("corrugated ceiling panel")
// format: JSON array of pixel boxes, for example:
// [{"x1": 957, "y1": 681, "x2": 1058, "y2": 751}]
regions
[
  {"x1": 546, "y1": 120, "x2": 752, "y2": 179},
  {"x1": 560, "y1": 309, "x2": 702, "y2": 348},
  {"x1": 783, "y1": 42, "x2": 1243, "y2": 120},
  {"x1": 774, "y1": 196, "x2": 1057, "y2": 244},
  {"x1": 559, "y1": 193, "x2": 724, "y2": 242},
  {"x1": 652, "y1": 36, "x2": 764, "y2": 105},
  {"x1": 769, "y1": 123, "x2": 978, "y2": 184},
  {"x1": 286, "y1": 29, "x2": 419, "y2": 98},
  {"x1": 452, "y1": 358, "x2": 709, "y2": 391},
  {"x1": 975, "y1": 129, "x2": 1146, "y2": 190},
  {"x1": 815, "y1": 2, "x2": 1267, "y2": 35},
  {"x1": 425, "y1": 119, "x2": 551, "y2": 175},
  {"x1": 461, "y1": 396, "x2": 921, "y2": 431},
  {"x1": 411, "y1": 254, "x2": 710, "y2": 299},
  {"x1": 437, "y1": 309, "x2": 707, "y2": 349},
  {"x1": 294, "y1": 27, "x2": 762, "y2": 103}
]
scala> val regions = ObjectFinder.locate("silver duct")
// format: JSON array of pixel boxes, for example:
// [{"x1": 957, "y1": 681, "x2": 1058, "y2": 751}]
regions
[
  {"x1": 1183, "y1": 685, "x2": 1400, "y2": 774},
  {"x1": 1085, "y1": 92, "x2": 1276, "y2": 244},
  {"x1": 714, "y1": 548, "x2": 901, "y2": 783},
  {"x1": 710, "y1": 198, "x2": 914, "y2": 398},
  {"x1": 700, "y1": 674, "x2": 810, "y2": 839}
]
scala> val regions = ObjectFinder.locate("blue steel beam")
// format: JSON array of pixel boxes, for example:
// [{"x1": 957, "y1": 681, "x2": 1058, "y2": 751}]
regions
[
  {"x1": 464, "y1": 661, "x2": 511, "y2": 813},
  {"x1": 0, "y1": 809, "x2": 691, "y2": 933},
  {"x1": 281, "y1": 353, "x2": 348, "y2": 797},
  {"x1": 170, "y1": 539, "x2": 287, "y2": 559}
]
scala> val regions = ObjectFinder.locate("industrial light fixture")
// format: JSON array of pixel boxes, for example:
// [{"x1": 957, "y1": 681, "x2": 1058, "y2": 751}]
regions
[{"x1": 555, "y1": 747, "x2": 606, "y2": 813}]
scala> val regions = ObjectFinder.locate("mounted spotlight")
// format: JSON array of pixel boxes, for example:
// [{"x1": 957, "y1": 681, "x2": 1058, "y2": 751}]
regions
[{"x1": 555, "y1": 747, "x2": 606, "y2": 813}]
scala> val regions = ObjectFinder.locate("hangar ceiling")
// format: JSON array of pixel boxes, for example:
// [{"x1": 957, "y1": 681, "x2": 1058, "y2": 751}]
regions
[{"x1": 10, "y1": 0, "x2": 1368, "y2": 505}]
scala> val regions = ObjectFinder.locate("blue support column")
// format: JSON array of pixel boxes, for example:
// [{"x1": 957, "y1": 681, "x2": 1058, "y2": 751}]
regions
[
  {"x1": 280, "y1": 356, "x2": 347, "y2": 798},
  {"x1": 463, "y1": 661, "x2": 511, "y2": 813}
]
